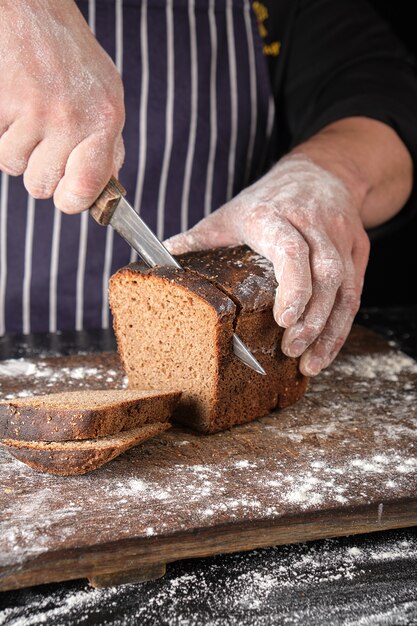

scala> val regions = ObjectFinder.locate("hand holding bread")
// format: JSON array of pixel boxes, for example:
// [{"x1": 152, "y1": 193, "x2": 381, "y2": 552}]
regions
[{"x1": 165, "y1": 154, "x2": 370, "y2": 377}]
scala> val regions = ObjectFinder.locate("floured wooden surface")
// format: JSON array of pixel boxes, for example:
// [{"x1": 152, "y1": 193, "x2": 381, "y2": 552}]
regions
[{"x1": 0, "y1": 326, "x2": 417, "y2": 590}]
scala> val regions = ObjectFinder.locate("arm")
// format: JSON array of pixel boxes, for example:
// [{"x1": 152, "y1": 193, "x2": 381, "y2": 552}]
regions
[{"x1": 292, "y1": 116, "x2": 413, "y2": 229}]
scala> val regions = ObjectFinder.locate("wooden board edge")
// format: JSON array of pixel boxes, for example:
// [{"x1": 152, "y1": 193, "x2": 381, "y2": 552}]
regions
[
  {"x1": 1, "y1": 498, "x2": 417, "y2": 592},
  {"x1": 88, "y1": 563, "x2": 167, "y2": 588}
]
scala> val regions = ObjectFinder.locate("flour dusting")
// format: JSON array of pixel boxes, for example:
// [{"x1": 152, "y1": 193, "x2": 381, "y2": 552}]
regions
[
  {"x1": 328, "y1": 352, "x2": 417, "y2": 381},
  {"x1": 2, "y1": 532, "x2": 417, "y2": 625},
  {"x1": 3, "y1": 437, "x2": 417, "y2": 569},
  {"x1": 1, "y1": 335, "x2": 417, "y2": 605},
  {"x1": 248, "y1": 252, "x2": 275, "y2": 273},
  {"x1": 0, "y1": 357, "x2": 126, "y2": 401}
]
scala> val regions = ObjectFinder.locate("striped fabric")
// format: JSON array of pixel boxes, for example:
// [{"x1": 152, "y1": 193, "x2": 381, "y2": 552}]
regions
[{"x1": 0, "y1": 0, "x2": 275, "y2": 335}]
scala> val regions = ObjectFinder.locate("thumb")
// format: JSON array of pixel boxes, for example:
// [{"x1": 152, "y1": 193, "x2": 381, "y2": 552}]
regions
[
  {"x1": 163, "y1": 228, "x2": 209, "y2": 255},
  {"x1": 163, "y1": 208, "x2": 238, "y2": 254}
]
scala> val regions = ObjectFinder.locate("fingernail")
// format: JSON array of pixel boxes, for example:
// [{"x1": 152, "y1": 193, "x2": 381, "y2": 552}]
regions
[
  {"x1": 304, "y1": 357, "x2": 323, "y2": 376},
  {"x1": 279, "y1": 305, "x2": 297, "y2": 327},
  {"x1": 286, "y1": 339, "x2": 307, "y2": 358}
]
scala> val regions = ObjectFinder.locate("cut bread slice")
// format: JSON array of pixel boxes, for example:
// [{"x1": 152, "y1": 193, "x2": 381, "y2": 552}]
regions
[
  {"x1": 0, "y1": 422, "x2": 171, "y2": 475},
  {"x1": 109, "y1": 245, "x2": 308, "y2": 434},
  {"x1": 0, "y1": 389, "x2": 181, "y2": 441},
  {"x1": 111, "y1": 265, "x2": 237, "y2": 433}
]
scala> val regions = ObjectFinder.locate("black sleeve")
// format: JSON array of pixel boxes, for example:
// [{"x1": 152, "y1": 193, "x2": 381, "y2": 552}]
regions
[{"x1": 278, "y1": 0, "x2": 417, "y2": 234}]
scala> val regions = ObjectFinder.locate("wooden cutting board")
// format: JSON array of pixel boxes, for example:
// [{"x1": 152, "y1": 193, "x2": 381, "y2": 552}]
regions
[{"x1": 1, "y1": 327, "x2": 417, "y2": 592}]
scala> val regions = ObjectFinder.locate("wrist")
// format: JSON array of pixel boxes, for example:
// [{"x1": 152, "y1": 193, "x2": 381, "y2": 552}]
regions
[
  {"x1": 288, "y1": 117, "x2": 413, "y2": 228},
  {"x1": 288, "y1": 133, "x2": 371, "y2": 216}
]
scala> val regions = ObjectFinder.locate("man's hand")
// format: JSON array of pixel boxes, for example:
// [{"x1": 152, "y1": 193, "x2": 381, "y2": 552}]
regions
[
  {"x1": 0, "y1": 0, "x2": 125, "y2": 213},
  {"x1": 165, "y1": 154, "x2": 370, "y2": 376},
  {"x1": 166, "y1": 117, "x2": 412, "y2": 376}
]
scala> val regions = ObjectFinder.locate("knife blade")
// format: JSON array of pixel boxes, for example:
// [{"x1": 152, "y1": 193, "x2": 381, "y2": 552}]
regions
[{"x1": 90, "y1": 177, "x2": 266, "y2": 376}]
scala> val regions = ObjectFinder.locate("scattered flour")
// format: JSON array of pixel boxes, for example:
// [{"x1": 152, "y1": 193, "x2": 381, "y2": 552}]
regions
[
  {"x1": 234, "y1": 460, "x2": 256, "y2": 469},
  {"x1": 234, "y1": 274, "x2": 273, "y2": 308},
  {"x1": 249, "y1": 252, "x2": 274, "y2": 273},
  {"x1": 1, "y1": 343, "x2": 417, "y2": 569},
  {"x1": 114, "y1": 478, "x2": 148, "y2": 496},
  {"x1": 2, "y1": 532, "x2": 417, "y2": 625},
  {"x1": 1, "y1": 342, "x2": 417, "y2": 625},
  {"x1": 0, "y1": 359, "x2": 126, "y2": 400},
  {"x1": 0, "y1": 482, "x2": 82, "y2": 567},
  {"x1": 0, "y1": 361, "x2": 38, "y2": 377},
  {"x1": 3, "y1": 438, "x2": 417, "y2": 571},
  {"x1": 328, "y1": 352, "x2": 417, "y2": 381}
]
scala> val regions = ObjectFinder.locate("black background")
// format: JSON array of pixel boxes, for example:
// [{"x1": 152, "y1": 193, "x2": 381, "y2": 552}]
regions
[{"x1": 363, "y1": 0, "x2": 417, "y2": 306}]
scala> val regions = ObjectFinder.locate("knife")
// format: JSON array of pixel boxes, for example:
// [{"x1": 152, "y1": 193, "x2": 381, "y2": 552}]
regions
[{"x1": 90, "y1": 177, "x2": 266, "y2": 376}]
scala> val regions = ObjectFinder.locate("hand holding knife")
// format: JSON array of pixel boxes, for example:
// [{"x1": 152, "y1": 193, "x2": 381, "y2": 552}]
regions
[{"x1": 89, "y1": 177, "x2": 266, "y2": 375}]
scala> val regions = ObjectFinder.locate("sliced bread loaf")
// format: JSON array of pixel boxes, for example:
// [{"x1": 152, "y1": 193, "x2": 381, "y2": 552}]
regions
[
  {"x1": 109, "y1": 245, "x2": 308, "y2": 434},
  {"x1": 1, "y1": 422, "x2": 171, "y2": 475},
  {"x1": 0, "y1": 389, "x2": 181, "y2": 441}
]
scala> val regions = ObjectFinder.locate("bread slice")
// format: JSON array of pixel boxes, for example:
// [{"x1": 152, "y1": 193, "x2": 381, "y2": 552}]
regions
[
  {"x1": 0, "y1": 422, "x2": 171, "y2": 475},
  {"x1": 0, "y1": 389, "x2": 181, "y2": 441},
  {"x1": 109, "y1": 245, "x2": 308, "y2": 434}
]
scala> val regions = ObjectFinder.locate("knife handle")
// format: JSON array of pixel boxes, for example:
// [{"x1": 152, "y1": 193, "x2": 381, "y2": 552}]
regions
[{"x1": 89, "y1": 177, "x2": 127, "y2": 226}]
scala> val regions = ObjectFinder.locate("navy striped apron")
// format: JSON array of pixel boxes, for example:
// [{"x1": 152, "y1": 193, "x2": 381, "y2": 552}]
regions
[{"x1": 0, "y1": 0, "x2": 275, "y2": 335}]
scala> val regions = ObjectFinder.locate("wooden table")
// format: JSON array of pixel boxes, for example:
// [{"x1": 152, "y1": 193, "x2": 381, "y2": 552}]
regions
[{"x1": 1, "y1": 321, "x2": 417, "y2": 597}]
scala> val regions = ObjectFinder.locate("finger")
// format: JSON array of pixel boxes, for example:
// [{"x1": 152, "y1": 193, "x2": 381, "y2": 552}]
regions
[
  {"x1": 23, "y1": 137, "x2": 73, "y2": 199},
  {"x1": 297, "y1": 231, "x2": 369, "y2": 376},
  {"x1": 352, "y1": 228, "x2": 370, "y2": 292},
  {"x1": 0, "y1": 119, "x2": 42, "y2": 176},
  {"x1": 0, "y1": 119, "x2": 11, "y2": 138},
  {"x1": 53, "y1": 132, "x2": 116, "y2": 214},
  {"x1": 281, "y1": 231, "x2": 344, "y2": 357},
  {"x1": 164, "y1": 228, "x2": 221, "y2": 255},
  {"x1": 164, "y1": 209, "x2": 238, "y2": 254},
  {"x1": 270, "y1": 232, "x2": 312, "y2": 327},
  {"x1": 299, "y1": 264, "x2": 361, "y2": 376},
  {"x1": 239, "y1": 211, "x2": 312, "y2": 327}
]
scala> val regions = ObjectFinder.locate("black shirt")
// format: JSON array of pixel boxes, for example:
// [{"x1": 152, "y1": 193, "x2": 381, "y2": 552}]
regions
[{"x1": 262, "y1": 0, "x2": 417, "y2": 234}]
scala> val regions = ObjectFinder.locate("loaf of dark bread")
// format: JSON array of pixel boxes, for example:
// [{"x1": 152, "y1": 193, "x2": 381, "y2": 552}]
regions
[
  {"x1": 1, "y1": 422, "x2": 171, "y2": 475},
  {"x1": 0, "y1": 389, "x2": 181, "y2": 441},
  {"x1": 109, "y1": 245, "x2": 308, "y2": 434}
]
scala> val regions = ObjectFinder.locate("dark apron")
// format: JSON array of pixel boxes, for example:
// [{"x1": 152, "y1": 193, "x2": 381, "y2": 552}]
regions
[{"x1": 0, "y1": 0, "x2": 275, "y2": 335}]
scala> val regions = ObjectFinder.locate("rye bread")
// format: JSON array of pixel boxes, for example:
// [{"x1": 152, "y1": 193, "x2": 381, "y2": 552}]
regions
[
  {"x1": 1, "y1": 422, "x2": 171, "y2": 475},
  {"x1": 0, "y1": 389, "x2": 181, "y2": 441},
  {"x1": 109, "y1": 245, "x2": 308, "y2": 434}
]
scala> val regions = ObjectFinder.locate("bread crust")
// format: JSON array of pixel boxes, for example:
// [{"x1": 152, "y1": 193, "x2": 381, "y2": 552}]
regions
[
  {"x1": 1, "y1": 422, "x2": 171, "y2": 475},
  {"x1": 0, "y1": 389, "x2": 181, "y2": 441},
  {"x1": 110, "y1": 266, "x2": 236, "y2": 433},
  {"x1": 111, "y1": 264, "x2": 236, "y2": 319},
  {"x1": 178, "y1": 245, "x2": 275, "y2": 312},
  {"x1": 110, "y1": 246, "x2": 308, "y2": 434}
]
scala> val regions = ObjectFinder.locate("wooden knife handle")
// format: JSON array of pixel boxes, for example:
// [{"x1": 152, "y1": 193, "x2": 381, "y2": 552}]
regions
[{"x1": 89, "y1": 176, "x2": 127, "y2": 226}]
